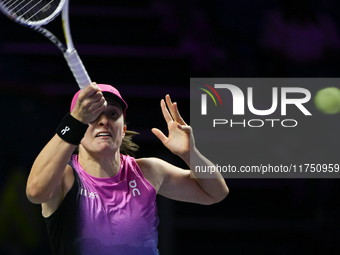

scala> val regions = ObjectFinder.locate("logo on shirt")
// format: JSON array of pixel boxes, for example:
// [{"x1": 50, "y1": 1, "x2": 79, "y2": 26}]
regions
[
  {"x1": 80, "y1": 188, "x2": 98, "y2": 199},
  {"x1": 129, "y1": 180, "x2": 140, "y2": 196}
]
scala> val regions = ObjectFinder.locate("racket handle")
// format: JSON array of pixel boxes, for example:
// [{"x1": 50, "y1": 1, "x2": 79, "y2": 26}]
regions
[{"x1": 64, "y1": 50, "x2": 91, "y2": 90}]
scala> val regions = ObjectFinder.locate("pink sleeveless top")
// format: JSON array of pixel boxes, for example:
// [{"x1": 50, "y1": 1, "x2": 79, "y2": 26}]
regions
[{"x1": 45, "y1": 154, "x2": 159, "y2": 255}]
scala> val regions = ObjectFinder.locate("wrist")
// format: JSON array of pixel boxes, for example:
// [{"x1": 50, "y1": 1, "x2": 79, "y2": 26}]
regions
[
  {"x1": 179, "y1": 147, "x2": 197, "y2": 166},
  {"x1": 56, "y1": 113, "x2": 89, "y2": 145},
  {"x1": 70, "y1": 112, "x2": 87, "y2": 124}
]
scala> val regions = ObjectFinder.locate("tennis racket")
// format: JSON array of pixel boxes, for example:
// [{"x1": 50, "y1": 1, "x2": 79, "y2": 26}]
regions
[{"x1": 0, "y1": 0, "x2": 91, "y2": 90}]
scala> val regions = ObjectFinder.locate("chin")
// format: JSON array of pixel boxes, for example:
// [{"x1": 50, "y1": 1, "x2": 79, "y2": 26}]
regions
[{"x1": 97, "y1": 143, "x2": 120, "y2": 154}]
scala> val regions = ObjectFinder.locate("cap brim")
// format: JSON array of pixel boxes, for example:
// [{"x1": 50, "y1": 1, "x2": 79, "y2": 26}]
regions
[{"x1": 103, "y1": 92, "x2": 127, "y2": 111}]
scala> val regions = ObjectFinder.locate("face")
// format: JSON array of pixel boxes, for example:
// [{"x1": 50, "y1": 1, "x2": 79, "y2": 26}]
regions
[{"x1": 79, "y1": 97, "x2": 127, "y2": 157}]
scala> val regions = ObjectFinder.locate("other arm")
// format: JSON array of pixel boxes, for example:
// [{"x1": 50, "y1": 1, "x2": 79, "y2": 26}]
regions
[{"x1": 142, "y1": 95, "x2": 229, "y2": 205}]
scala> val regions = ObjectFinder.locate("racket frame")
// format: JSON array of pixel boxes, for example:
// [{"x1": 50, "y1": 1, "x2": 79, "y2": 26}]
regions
[
  {"x1": 0, "y1": 0, "x2": 67, "y2": 26},
  {"x1": 0, "y1": 0, "x2": 91, "y2": 90}
]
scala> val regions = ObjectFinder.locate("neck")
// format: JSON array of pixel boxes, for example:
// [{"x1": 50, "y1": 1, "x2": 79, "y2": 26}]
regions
[{"x1": 78, "y1": 149, "x2": 121, "y2": 178}]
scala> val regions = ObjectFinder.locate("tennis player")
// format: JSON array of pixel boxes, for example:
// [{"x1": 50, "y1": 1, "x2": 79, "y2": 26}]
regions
[{"x1": 26, "y1": 83, "x2": 229, "y2": 255}]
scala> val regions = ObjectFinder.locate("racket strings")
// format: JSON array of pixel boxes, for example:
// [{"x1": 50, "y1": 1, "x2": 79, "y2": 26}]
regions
[
  {"x1": 3, "y1": 0, "x2": 20, "y2": 10},
  {"x1": 1, "y1": 0, "x2": 60, "y2": 22}
]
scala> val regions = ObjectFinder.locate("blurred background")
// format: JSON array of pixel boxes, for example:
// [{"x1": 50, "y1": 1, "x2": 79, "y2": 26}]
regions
[{"x1": 1, "y1": 0, "x2": 340, "y2": 254}]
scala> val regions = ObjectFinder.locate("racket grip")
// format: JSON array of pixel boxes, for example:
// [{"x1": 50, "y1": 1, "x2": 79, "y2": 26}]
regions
[{"x1": 64, "y1": 50, "x2": 91, "y2": 90}]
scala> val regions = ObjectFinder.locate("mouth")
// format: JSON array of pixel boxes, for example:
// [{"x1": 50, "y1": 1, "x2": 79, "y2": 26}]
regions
[{"x1": 95, "y1": 132, "x2": 112, "y2": 138}]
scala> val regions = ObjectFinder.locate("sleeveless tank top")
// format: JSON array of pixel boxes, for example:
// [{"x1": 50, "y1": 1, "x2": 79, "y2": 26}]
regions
[{"x1": 44, "y1": 154, "x2": 159, "y2": 255}]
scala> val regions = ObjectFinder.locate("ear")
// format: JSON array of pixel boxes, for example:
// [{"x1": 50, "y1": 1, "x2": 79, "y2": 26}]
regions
[{"x1": 122, "y1": 125, "x2": 127, "y2": 137}]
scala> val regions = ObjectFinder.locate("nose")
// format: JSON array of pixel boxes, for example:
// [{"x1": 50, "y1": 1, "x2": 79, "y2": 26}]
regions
[{"x1": 97, "y1": 112, "x2": 110, "y2": 126}]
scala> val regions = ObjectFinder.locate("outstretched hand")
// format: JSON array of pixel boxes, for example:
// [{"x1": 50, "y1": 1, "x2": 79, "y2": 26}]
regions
[{"x1": 152, "y1": 95, "x2": 194, "y2": 160}]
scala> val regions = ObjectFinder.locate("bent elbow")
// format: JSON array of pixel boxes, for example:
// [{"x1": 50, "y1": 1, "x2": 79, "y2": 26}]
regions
[
  {"x1": 207, "y1": 186, "x2": 229, "y2": 205},
  {"x1": 218, "y1": 183, "x2": 229, "y2": 201},
  {"x1": 26, "y1": 185, "x2": 41, "y2": 204},
  {"x1": 26, "y1": 183, "x2": 48, "y2": 204},
  {"x1": 219, "y1": 186, "x2": 229, "y2": 202}
]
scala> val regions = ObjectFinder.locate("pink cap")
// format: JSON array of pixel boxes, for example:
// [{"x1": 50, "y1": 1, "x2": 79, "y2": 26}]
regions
[{"x1": 70, "y1": 84, "x2": 128, "y2": 115}]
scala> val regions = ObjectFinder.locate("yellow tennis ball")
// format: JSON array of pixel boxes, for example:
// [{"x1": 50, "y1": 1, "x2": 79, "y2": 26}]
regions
[{"x1": 314, "y1": 87, "x2": 340, "y2": 114}]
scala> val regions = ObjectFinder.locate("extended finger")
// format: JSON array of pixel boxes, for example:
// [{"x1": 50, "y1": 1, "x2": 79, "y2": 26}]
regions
[
  {"x1": 151, "y1": 128, "x2": 168, "y2": 145},
  {"x1": 161, "y1": 99, "x2": 173, "y2": 123},
  {"x1": 177, "y1": 123, "x2": 191, "y2": 133},
  {"x1": 172, "y1": 102, "x2": 187, "y2": 126},
  {"x1": 165, "y1": 95, "x2": 176, "y2": 119},
  {"x1": 165, "y1": 95, "x2": 186, "y2": 125}
]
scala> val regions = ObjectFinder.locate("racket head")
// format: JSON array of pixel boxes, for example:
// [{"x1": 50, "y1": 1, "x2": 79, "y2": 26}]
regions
[{"x1": 0, "y1": 0, "x2": 67, "y2": 27}]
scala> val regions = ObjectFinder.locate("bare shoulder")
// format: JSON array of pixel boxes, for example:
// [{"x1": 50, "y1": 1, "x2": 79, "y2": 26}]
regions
[
  {"x1": 136, "y1": 157, "x2": 164, "y2": 170},
  {"x1": 135, "y1": 157, "x2": 166, "y2": 193},
  {"x1": 41, "y1": 165, "x2": 74, "y2": 218}
]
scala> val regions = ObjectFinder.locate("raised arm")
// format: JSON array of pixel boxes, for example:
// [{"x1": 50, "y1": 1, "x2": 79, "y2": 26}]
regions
[
  {"x1": 26, "y1": 83, "x2": 106, "y2": 206},
  {"x1": 149, "y1": 95, "x2": 229, "y2": 204}
]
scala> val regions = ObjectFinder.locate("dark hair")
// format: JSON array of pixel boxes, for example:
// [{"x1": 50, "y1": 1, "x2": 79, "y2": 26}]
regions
[
  {"x1": 120, "y1": 130, "x2": 139, "y2": 157},
  {"x1": 73, "y1": 130, "x2": 139, "y2": 157}
]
